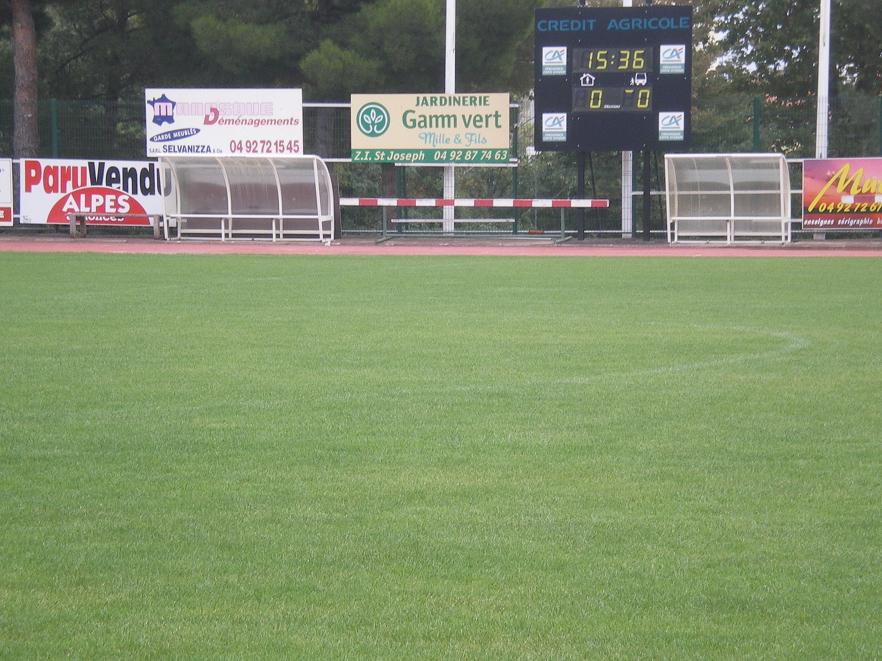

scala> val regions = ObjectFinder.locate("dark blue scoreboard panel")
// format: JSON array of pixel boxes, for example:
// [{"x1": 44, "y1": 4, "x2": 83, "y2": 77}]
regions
[{"x1": 534, "y1": 6, "x2": 692, "y2": 151}]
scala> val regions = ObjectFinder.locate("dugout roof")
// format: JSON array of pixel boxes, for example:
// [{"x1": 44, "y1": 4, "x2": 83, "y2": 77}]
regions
[
  {"x1": 664, "y1": 153, "x2": 791, "y2": 243},
  {"x1": 160, "y1": 156, "x2": 334, "y2": 242}
]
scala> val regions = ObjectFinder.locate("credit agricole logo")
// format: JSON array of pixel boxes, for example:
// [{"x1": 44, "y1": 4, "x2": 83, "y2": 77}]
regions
[{"x1": 356, "y1": 102, "x2": 390, "y2": 137}]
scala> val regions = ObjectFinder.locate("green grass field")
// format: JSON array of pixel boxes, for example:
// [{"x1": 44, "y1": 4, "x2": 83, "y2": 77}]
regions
[{"x1": 1, "y1": 252, "x2": 881, "y2": 657}]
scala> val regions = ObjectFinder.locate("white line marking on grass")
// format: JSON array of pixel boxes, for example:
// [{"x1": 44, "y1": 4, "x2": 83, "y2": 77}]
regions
[
  {"x1": 422, "y1": 326, "x2": 811, "y2": 395},
  {"x1": 553, "y1": 326, "x2": 810, "y2": 385}
]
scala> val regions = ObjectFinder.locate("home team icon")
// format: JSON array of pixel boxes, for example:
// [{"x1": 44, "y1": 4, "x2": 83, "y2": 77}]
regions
[{"x1": 356, "y1": 102, "x2": 390, "y2": 138}]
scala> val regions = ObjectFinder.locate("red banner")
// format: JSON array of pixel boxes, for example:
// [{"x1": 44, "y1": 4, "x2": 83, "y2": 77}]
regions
[{"x1": 803, "y1": 157, "x2": 882, "y2": 229}]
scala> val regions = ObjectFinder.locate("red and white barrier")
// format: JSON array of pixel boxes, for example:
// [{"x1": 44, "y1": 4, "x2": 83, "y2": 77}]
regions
[{"x1": 340, "y1": 197, "x2": 609, "y2": 209}]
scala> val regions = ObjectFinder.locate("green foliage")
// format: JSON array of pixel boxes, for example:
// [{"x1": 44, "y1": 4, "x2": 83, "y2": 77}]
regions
[
  {"x1": 300, "y1": 0, "x2": 543, "y2": 98},
  {"x1": 713, "y1": 0, "x2": 882, "y2": 96},
  {"x1": 353, "y1": 0, "x2": 444, "y2": 93},
  {"x1": 187, "y1": 14, "x2": 291, "y2": 76},
  {"x1": 301, "y1": 40, "x2": 383, "y2": 98},
  {"x1": 5, "y1": 0, "x2": 374, "y2": 100},
  {"x1": 456, "y1": 0, "x2": 536, "y2": 94},
  {"x1": 691, "y1": 93, "x2": 756, "y2": 154},
  {"x1": 171, "y1": 0, "x2": 322, "y2": 85},
  {"x1": 38, "y1": 0, "x2": 195, "y2": 98},
  {"x1": 713, "y1": 1, "x2": 814, "y2": 97},
  {"x1": 835, "y1": 0, "x2": 882, "y2": 92},
  {"x1": 0, "y1": 36, "x2": 11, "y2": 99}
]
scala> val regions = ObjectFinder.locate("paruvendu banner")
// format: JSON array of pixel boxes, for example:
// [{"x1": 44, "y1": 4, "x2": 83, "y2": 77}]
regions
[
  {"x1": 19, "y1": 159, "x2": 164, "y2": 226},
  {"x1": 803, "y1": 157, "x2": 882, "y2": 230},
  {"x1": 350, "y1": 93, "x2": 510, "y2": 164},
  {"x1": 145, "y1": 88, "x2": 303, "y2": 158}
]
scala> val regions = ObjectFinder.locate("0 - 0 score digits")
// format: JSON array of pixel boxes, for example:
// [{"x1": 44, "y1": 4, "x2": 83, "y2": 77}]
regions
[{"x1": 572, "y1": 87, "x2": 652, "y2": 113}]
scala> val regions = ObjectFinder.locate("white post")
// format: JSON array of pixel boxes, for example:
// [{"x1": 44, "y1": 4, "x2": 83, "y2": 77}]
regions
[
  {"x1": 622, "y1": 151, "x2": 633, "y2": 238},
  {"x1": 815, "y1": 0, "x2": 831, "y2": 159},
  {"x1": 443, "y1": 0, "x2": 456, "y2": 233},
  {"x1": 621, "y1": 0, "x2": 633, "y2": 238}
]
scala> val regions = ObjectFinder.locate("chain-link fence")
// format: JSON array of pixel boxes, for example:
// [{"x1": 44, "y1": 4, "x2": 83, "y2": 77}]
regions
[{"x1": 2, "y1": 93, "x2": 880, "y2": 236}]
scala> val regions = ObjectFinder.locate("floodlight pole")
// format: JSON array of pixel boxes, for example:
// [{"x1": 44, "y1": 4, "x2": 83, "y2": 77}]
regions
[
  {"x1": 641, "y1": 0, "x2": 652, "y2": 241},
  {"x1": 443, "y1": 0, "x2": 456, "y2": 233},
  {"x1": 815, "y1": 0, "x2": 831, "y2": 159}
]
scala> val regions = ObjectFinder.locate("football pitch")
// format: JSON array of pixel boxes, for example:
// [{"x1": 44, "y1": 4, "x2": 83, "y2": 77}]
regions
[{"x1": 1, "y1": 252, "x2": 880, "y2": 657}]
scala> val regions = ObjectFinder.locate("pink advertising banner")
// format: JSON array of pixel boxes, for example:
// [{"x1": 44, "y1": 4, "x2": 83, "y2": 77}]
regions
[{"x1": 803, "y1": 157, "x2": 882, "y2": 230}]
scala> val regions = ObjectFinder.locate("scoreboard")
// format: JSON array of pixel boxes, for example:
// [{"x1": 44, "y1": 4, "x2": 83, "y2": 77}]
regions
[{"x1": 534, "y1": 6, "x2": 693, "y2": 152}]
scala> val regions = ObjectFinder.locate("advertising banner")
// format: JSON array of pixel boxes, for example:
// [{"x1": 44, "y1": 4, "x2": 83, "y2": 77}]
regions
[
  {"x1": 0, "y1": 158, "x2": 12, "y2": 225},
  {"x1": 145, "y1": 88, "x2": 303, "y2": 158},
  {"x1": 350, "y1": 93, "x2": 510, "y2": 164},
  {"x1": 803, "y1": 157, "x2": 882, "y2": 230},
  {"x1": 19, "y1": 158, "x2": 164, "y2": 226}
]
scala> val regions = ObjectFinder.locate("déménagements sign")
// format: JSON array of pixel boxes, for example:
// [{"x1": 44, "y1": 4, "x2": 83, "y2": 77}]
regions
[
  {"x1": 351, "y1": 93, "x2": 510, "y2": 164},
  {"x1": 145, "y1": 88, "x2": 303, "y2": 158}
]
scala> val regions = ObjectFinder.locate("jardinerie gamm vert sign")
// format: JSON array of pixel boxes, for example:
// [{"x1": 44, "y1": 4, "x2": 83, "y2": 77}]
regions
[{"x1": 350, "y1": 93, "x2": 510, "y2": 164}]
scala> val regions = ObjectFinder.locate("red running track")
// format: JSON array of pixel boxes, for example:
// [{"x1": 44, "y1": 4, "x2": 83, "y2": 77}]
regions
[{"x1": 1, "y1": 236, "x2": 881, "y2": 258}]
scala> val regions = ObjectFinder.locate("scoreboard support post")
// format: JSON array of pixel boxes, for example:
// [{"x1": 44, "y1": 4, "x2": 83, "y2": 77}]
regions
[
  {"x1": 577, "y1": 151, "x2": 586, "y2": 240},
  {"x1": 642, "y1": 146, "x2": 652, "y2": 241}
]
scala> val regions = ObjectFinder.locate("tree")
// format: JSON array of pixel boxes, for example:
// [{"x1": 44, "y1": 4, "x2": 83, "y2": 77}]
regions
[
  {"x1": 39, "y1": 0, "x2": 202, "y2": 100},
  {"x1": 709, "y1": 0, "x2": 881, "y2": 155},
  {"x1": 457, "y1": 0, "x2": 537, "y2": 94},
  {"x1": 712, "y1": 0, "x2": 882, "y2": 97},
  {"x1": 167, "y1": 0, "x2": 369, "y2": 90},
  {"x1": 301, "y1": 0, "x2": 555, "y2": 99},
  {"x1": 29, "y1": 0, "x2": 372, "y2": 101},
  {"x1": 171, "y1": 0, "x2": 304, "y2": 86},
  {"x1": 10, "y1": 0, "x2": 38, "y2": 156}
]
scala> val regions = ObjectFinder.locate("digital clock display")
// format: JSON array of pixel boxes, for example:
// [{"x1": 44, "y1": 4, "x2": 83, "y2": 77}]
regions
[
  {"x1": 572, "y1": 86, "x2": 652, "y2": 113},
  {"x1": 573, "y1": 48, "x2": 653, "y2": 73}
]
